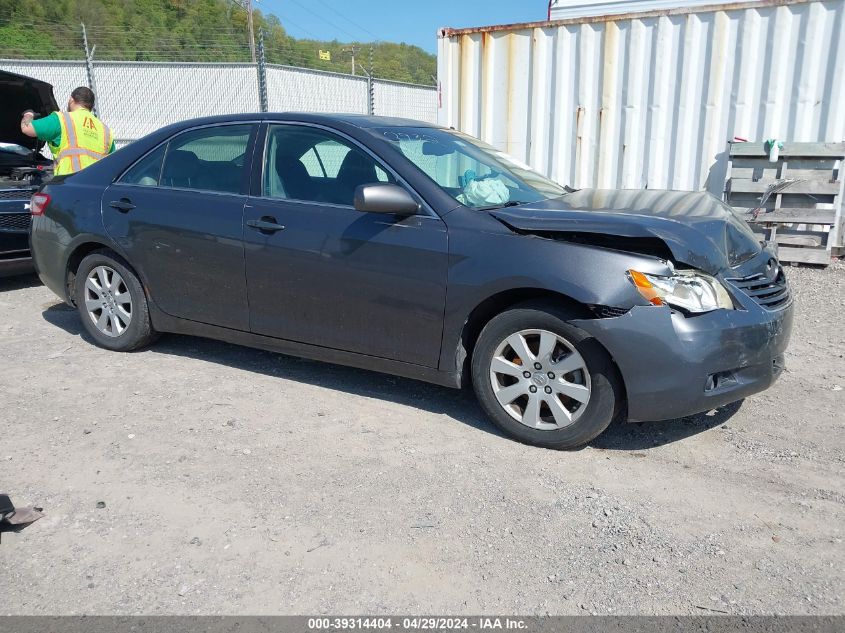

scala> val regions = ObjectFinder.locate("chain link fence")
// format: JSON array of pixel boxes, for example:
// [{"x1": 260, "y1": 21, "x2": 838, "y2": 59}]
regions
[
  {"x1": 1, "y1": 57, "x2": 437, "y2": 147},
  {"x1": 265, "y1": 65, "x2": 369, "y2": 114}
]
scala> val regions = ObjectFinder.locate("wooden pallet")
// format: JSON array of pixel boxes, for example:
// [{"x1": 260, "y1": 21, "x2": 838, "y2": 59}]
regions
[{"x1": 725, "y1": 142, "x2": 844, "y2": 265}]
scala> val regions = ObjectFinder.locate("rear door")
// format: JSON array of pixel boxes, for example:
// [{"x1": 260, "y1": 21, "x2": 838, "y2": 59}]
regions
[
  {"x1": 243, "y1": 123, "x2": 448, "y2": 367},
  {"x1": 102, "y1": 123, "x2": 257, "y2": 330}
]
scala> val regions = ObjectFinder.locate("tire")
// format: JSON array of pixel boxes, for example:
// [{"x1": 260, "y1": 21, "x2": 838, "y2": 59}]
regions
[
  {"x1": 471, "y1": 302, "x2": 622, "y2": 449},
  {"x1": 74, "y1": 250, "x2": 158, "y2": 352}
]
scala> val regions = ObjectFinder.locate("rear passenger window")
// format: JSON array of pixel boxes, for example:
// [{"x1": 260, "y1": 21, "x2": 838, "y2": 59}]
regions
[
  {"x1": 160, "y1": 125, "x2": 252, "y2": 194},
  {"x1": 120, "y1": 144, "x2": 166, "y2": 186}
]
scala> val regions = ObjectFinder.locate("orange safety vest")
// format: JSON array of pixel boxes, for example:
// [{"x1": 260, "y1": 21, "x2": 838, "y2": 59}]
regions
[{"x1": 50, "y1": 110, "x2": 113, "y2": 176}]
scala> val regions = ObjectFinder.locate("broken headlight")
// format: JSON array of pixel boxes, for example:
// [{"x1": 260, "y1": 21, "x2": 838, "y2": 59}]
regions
[{"x1": 627, "y1": 269, "x2": 734, "y2": 313}]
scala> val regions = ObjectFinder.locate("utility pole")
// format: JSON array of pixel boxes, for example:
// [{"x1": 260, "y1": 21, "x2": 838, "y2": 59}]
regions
[
  {"x1": 246, "y1": 0, "x2": 256, "y2": 64},
  {"x1": 233, "y1": 0, "x2": 257, "y2": 63},
  {"x1": 342, "y1": 45, "x2": 358, "y2": 76}
]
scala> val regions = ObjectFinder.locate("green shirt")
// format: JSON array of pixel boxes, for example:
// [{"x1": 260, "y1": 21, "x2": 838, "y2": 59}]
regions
[{"x1": 31, "y1": 112, "x2": 116, "y2": 153}]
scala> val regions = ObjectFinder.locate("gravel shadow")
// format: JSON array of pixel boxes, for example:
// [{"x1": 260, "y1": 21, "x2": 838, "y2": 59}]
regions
[
  {"x1": 0, "y1": 272, "x2": 41, "y2": 292},
  {"x1": 40, "y1": 303, "x2": 500, "y2": 438},
  {"x1": 42, "y1": 302, "x2": 741, "y2": 450},
  {"x1": 591, "y1": 400, "x2": 743, "y2": 450}
]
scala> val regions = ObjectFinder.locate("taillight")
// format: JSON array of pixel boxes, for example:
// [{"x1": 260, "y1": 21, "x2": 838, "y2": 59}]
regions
[{"x1": 30, "y1": 193, "x2": 51, "y2": 216}]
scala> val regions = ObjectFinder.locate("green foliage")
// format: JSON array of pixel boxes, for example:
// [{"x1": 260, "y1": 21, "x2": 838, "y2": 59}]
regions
[{"x1": 0, "y1": 0, "x2": 435, "y2": 84}]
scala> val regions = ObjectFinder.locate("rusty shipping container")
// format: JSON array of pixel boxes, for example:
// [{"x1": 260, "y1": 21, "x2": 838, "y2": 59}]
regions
[{"x1": 437, "y1": 0, "x2": 845, "y2": 194}]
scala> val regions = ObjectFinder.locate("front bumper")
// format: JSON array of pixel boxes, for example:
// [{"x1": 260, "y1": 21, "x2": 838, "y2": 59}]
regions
[{"x1": 572, "y1": 297, "x2": 793, "y2": 422}]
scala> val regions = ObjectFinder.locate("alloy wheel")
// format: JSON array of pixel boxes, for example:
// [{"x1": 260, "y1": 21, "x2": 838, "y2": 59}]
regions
[
  {"x1": 488, "y1": 328, "x2": 591, "y2": 430},
  {"x1": 84, "y1": 265, "x2": 133, "y2": 337}
]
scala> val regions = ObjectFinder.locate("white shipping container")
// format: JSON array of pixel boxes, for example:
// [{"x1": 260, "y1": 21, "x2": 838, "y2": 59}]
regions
[
  {"x1": 549, "y1": 0, "x2": 762, "y2": 21},
  {"x1": 437, "y1": 0, "x2": 845, "y2": 194}
]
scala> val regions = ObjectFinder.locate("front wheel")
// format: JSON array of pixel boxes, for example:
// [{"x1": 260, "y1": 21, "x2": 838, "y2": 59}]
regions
[
  {"x1": 75, "y1": 250, "x2": 157, "y2": 352},
  {"x1": 471, "y1": 304, "x2": 622, "y2": 449}
]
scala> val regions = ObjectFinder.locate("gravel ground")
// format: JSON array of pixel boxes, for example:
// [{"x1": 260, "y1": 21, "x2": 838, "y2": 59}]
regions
[{"x1": 1, "y1": 263, "x2": 843, "y2": 615}]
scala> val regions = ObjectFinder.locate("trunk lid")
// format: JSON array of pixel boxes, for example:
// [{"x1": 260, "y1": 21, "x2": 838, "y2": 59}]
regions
[
  {"x1": 0, "y1": 70, "x2": 59, "y2": 175},
  {"x1": 491, "y1": 188, "x2": 761, "y2": 274}
]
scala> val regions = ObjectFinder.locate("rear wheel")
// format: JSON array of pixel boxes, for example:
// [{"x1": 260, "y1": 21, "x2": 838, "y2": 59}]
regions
[
  {"x1": 471, "y1": 303, "x2": 621, "y2": 449},
  {"x1": 75, "y1": 250, "x2": 157, "y2": 351}
]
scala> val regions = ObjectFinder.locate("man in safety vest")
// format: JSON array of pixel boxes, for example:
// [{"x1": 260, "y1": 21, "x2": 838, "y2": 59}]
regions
[{"x1": 20, "y1": 86, "x2": 115, "y2": 176}]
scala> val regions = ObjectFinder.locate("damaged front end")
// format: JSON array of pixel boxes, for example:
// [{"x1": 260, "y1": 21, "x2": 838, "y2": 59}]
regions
[
  {"x1": 482, "y1": 190, "x2": 793, "y2": 421},
  {"x1": 489, "y1": 187, "x2": 784, "y2": 317},
  {"x1": 490, "y1": 187, "x2": 763, "y2": 276}
]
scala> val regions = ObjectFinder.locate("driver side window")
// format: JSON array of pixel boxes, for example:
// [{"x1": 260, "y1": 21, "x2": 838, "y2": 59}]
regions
[{"x1": 264, "y1": 125, "x2": 393, "y2": 206}]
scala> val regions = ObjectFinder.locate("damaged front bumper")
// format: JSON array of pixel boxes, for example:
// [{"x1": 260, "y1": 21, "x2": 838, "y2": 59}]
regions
[{"x1": 571, "y1": 296, "x2": 794, "y2": 423}]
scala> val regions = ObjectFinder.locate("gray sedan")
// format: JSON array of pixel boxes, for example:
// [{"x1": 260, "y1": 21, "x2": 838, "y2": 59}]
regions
[{"x1": 29, "y1": 113, "x2": 793, "y2": 448}]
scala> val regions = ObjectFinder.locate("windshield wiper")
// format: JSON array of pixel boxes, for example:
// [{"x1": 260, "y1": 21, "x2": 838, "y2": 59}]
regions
[{"x1": 475, "y1": 201, "x2": 526, "y2": 211}]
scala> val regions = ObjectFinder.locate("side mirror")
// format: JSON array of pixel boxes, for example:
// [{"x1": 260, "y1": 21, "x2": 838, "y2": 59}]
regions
[{"x1": 354, "y1": 183, "x2": 420, "y2": 215}]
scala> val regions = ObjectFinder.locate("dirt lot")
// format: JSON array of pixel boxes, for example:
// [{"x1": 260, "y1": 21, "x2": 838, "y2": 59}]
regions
[{"x1": 1, "y1": 263, "x2": 843, "y2": 615}]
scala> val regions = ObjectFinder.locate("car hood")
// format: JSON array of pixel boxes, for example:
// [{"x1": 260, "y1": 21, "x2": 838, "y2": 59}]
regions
[
  {"x1": 0, "y1": 70, "x2": 59, "y2": 150},
  {"x1": 490, "y1": 188, "x2": 761, "y2": 274}
]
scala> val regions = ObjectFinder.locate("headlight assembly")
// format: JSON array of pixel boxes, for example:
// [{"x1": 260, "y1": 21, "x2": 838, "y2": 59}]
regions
[{"x1": 627, "y1": 269, "x2": 734, "y2": 313}]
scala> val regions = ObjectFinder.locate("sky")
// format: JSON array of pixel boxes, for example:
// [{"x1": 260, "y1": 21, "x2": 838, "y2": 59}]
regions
[{"x1": 260, "y1": 0, "x2": 549, "y2": 53}]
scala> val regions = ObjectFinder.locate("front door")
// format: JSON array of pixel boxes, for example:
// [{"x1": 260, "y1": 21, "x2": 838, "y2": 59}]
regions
[
  {"x1": 243, "y1": 123, "x2": 448, "y2": 367},
  {"x1": 102, "y1": 123, "x2": 256, "y2": 330}
]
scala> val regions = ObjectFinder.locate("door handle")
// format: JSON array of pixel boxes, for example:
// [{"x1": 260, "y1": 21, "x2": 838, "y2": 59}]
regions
[
  {"x1": 246, "y1": 217, "x2": 286, "y2": 233},
  {"x1": 109, "y1": 198, "x2": 136, "y2": 212}
]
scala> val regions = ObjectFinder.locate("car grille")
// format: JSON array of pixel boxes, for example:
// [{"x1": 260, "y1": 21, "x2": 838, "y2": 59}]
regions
[
  {"x1": 0, "y1": 212, "x2": 31, "y2": 231},
  {"x1": 0, "y1": 189, "x2": 32, "y2": 200},
  {"x1": 726, "y1": 262, "x2": 791, "y2": 310}
]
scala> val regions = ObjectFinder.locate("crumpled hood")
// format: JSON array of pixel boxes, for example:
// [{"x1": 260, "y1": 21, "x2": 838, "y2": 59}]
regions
[
  {"x1": 0, "y1": 70, "x2": 59, "y2": 150},
  {"x1": 491, "y1": 188, "x2": 761, "y2": 274}
]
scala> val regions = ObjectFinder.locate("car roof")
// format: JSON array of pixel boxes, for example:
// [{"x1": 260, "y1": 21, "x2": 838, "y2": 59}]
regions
[
  {"x1": 171, "y1": 112, "x2": 441, "y2": 130},
  {"x1": 285, "y1": 113, "x2": 439, "y2": 128}
]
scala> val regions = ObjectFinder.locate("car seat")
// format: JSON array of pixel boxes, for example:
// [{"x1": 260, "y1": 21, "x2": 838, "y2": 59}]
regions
[
  {"x1": 275, "y1": 145, "x2": 316, "y2": 201},
  {"x1": 161, "y1": 150, "x2": 200, "y2": 189},
  {"x1": 335, "y1": 151, "x2": 378, "y2": 205}
]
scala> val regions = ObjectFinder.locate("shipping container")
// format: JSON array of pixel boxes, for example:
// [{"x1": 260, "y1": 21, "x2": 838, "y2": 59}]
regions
[
  {"x1": 549, "y1": 0, "x2": 762, "y2": 21},
  {"x1": 437, "y1": 0, "x2": 845, "y2": 194}
]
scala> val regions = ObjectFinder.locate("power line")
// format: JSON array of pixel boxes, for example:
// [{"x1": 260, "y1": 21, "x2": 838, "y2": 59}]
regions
[
  {"x1": 0, "y1": 49, "x2": 362, "y2": 68},
  {"x1": 283, "y1": 0, "x2": 361, "y2": 42},
  {"x1": 270, "y1": 11, "x2": 322, "y2": 41},
  {"x1": 310, "y1": 0, "x2": 380, "y2": 41}
]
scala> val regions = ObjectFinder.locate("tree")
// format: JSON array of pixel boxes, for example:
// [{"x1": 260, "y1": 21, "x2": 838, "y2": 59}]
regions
[{"x1": 0, "y1": 0, "x2": 435, "y2": 84}]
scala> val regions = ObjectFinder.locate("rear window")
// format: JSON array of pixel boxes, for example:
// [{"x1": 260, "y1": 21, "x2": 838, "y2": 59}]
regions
[
  {"x1": 120, "y1": 144, "x2": 165, "y2": 186},
  {"x1": 120, "y1": 125, "x2": 253, "y2": 194},
  {"x1": 161, "y1": 125, "x2": 252, "y2": 194}
]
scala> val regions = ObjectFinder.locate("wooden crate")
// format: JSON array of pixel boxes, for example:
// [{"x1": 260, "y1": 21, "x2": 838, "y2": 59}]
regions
[{"x1": 725, "y1": 142, "x2": 844, "y2": 265}]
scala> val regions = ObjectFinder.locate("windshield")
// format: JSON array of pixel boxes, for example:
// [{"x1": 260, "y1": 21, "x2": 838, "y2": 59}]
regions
[
  {"x1": 0, "y1": 142, "x2": 31, "y2": 156},
  {"x1": 373, "y1": 126, "x2": 568, "y2": 208}
]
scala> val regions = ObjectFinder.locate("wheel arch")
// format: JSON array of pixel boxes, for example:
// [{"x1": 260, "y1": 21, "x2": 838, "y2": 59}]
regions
[
  {"x1": 453, "y1": 288, "x2": 592, "y2": 386},
  {"x1": 65, "y1": 240, "x2": 130, "y2": 306},
  {"x1": 452, "y1": 288, "x2": 628, "y2": 417}
]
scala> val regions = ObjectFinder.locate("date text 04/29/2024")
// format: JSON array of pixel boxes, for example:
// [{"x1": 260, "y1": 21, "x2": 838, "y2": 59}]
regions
[{"x1": 307, "y1": 618, "x2": 527, "y2": 630}]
